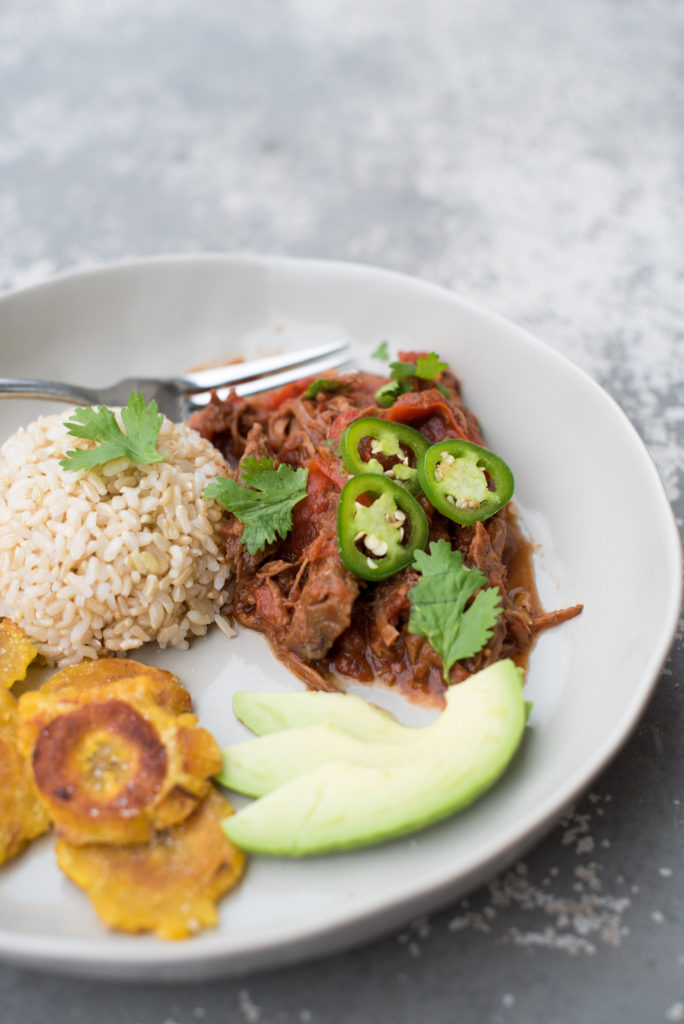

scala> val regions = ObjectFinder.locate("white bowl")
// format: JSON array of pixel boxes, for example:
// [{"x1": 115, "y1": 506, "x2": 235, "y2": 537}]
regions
[{"x1": 0, "y1": 254, "x2": 680, "y2": 981}]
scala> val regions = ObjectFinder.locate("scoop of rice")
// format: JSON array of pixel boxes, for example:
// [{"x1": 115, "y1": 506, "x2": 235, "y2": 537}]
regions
[{"x1": 0, "y1": 410, "x2": 234, "y2": 667}]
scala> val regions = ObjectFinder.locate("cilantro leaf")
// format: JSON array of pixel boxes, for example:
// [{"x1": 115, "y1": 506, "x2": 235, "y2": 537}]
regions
[
  {"x1": 375, "y1": 352, "x2": 447, "y2": 408},
  {"x1": 60, "y1": 392, "x2": 164, "y2": 471},
  {"x1": 388, "y1": 360, "x2": 417, "y2": 381},
  {"x1": 374, "y1": 380, "x2": 405, "y2": 408},
  {"x1": 371, "y1": 340, "x2": 389, "y2": 361},
  {"x1": 408, "y1": 539, "x2": 502, "y2": 683},
  {"x1": 415, "y1": 352, "x2": 448, "y2": 380},
  {"x1": 203, "y1": 457, "x2": 308, "y2": 555},
  {"x1": 304, "y1": 379, "x2": 350, "y2": 400},
  {"x1": 375, "y1": 361, "x2": 414, "y2": 407}
]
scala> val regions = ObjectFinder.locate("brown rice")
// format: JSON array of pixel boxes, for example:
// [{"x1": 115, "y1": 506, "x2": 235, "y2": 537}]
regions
[{"x1": 0, "y1": 410, "x2": 234, "y2": 667}]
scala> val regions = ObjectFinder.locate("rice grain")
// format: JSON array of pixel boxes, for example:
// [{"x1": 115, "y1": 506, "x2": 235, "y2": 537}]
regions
[{"x1": 0, "y1": 410, "x2": 234, "y2": 666}]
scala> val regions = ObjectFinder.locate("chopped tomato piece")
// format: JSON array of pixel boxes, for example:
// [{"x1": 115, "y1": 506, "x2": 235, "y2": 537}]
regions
[
  {"x1": 265, "y1": 378, "x2": 310, "y2": 410},
  {"x1": 387, "y1": 389, "x2": 478, "y2": 444}
]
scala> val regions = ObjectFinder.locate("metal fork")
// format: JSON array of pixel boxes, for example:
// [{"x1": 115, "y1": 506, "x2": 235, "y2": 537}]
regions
[{"x1": 0, "y1": 340, "x2": 350, "y2": 421}]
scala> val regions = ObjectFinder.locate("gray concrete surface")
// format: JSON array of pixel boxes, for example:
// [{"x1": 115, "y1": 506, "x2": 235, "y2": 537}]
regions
[{"x1": 1, "y1": 1, "x2": 682, "y2": 1021}]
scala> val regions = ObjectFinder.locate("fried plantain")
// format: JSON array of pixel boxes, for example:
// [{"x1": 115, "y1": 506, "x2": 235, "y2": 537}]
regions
[
  {"x1": 56, "y1": 787, "x2": 246, "y2": 940},
  {"x1": 18, "y1": 678, "x2": 221, "y2": 845},
  {"x1": 41, "y1": 658, "x2": 192, "y2": 714},
  {"x1": 0, "y1": 619, "x2": 38, "y2": 689},
  {"x1": 0, "y1": 689, "x2": 50, "y2": 865}
]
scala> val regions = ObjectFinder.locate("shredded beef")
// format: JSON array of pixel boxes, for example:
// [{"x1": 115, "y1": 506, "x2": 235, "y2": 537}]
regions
[
  {"x1": 191, "y1": 363, "x2": 582, "y2": 706},
  {"x1": 288, "y1": 558, "x2": 359, "y2": 661}
]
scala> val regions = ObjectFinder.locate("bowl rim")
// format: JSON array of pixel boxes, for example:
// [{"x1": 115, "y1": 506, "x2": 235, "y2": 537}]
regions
[{"x1": 0, "y1": 251, "x2": 680, "y2": 979}]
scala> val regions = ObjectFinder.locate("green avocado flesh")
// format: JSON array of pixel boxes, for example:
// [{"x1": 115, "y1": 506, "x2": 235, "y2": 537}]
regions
[
  {"x1": 223, "y1": 691, "x2": 445, "y2": 796},
  {"x1": 218, "y1": 720, "x2": 425, "y2": 798},
  {"x1": 220, "y1": 660, "x2": 526, "y2": 856},
  {"x1": 232, "y1": 689, "x2": 419, "y2": 742}
]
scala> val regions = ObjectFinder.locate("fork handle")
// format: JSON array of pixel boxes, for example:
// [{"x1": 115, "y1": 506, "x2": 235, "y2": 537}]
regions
[{"x1": 0, "y1": 378, "x2": 97, "y2": 407}]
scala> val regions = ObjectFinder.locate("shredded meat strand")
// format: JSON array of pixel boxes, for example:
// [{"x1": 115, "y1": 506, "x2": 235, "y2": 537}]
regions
[{"x1": 191, "y1": 364, "x2": 582, "y2": 706}]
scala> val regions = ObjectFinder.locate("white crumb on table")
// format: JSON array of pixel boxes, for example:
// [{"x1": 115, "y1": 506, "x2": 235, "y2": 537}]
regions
[{"x1": 238, "y1": 990, "x2": 261, "y2": 1023}]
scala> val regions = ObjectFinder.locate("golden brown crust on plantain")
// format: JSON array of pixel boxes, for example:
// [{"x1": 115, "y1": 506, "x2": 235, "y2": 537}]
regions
[
  {"x1": 0, "y1": 619, "x2": 38, "y2": 690},
  {"x1": 41, "y1": 658, "x2": 192, "y2": 714},
  {"x1": 56, "y1": 787, "x2": 246, "y2": 940},
  {"x1": 18, "y1": 676, "x2": 221, "y2": 845},
  {"x1": 0, "y1": 689, "x2": 50, "y2": 865}
]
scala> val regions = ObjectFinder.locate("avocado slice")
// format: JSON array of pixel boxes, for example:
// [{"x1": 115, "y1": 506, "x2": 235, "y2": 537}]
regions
[
  {"x1": 218, "y1": 721, "x2": 427, "y2": 797},
  {"x1": 232, "y1": 690, "x2": 415, "y2": 744},
  {"x1": 221, "y1": 659, "x2": 526, "y2": 856},
  {"x1": 221, "y1": 692, "x2": 435, "y2": 797}
]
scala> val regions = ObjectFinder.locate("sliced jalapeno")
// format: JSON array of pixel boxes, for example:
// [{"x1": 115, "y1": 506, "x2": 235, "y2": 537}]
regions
[
  {"x1": 339, "y1": 417, "x2": 430, "y2": 495},
  {"x1": 337, "y1": 474, "x2": 429, "y2": 581},
  {"x1": 418, "y1": 439, "x2": 514, "y2": 525}
]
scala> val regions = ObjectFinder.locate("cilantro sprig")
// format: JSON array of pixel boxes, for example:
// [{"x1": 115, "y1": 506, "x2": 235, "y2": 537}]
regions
[
  {"x1": 408, "y1": 539, "x2": 503, "y2": 683},
  {"x1": 304, "y1": 379, "x2": 350, "y2": 400},
  {"x1": 60, "y1": 392, "x2": 164, "y2": 472},
  {"x1": 374, "y1": 351, "x2": 449, "y2": 407},
  {"x1": 203, "y1": 457, "x2": 308, "y2": 555},
  {"x1": 395, "y1": 352, "x2": 448, "y2": 380}
]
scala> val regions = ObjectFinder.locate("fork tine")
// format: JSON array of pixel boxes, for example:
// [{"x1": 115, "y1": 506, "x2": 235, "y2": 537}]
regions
[
  {"x1": 0, "y1": 341, "x2": 353, "y2": 423},
  {"x1": 187, "y1": 351, "x2": 352, "y2": 407},
  {"x1": 180, "y1": 340, "x2": 349, "y2": 395}
]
